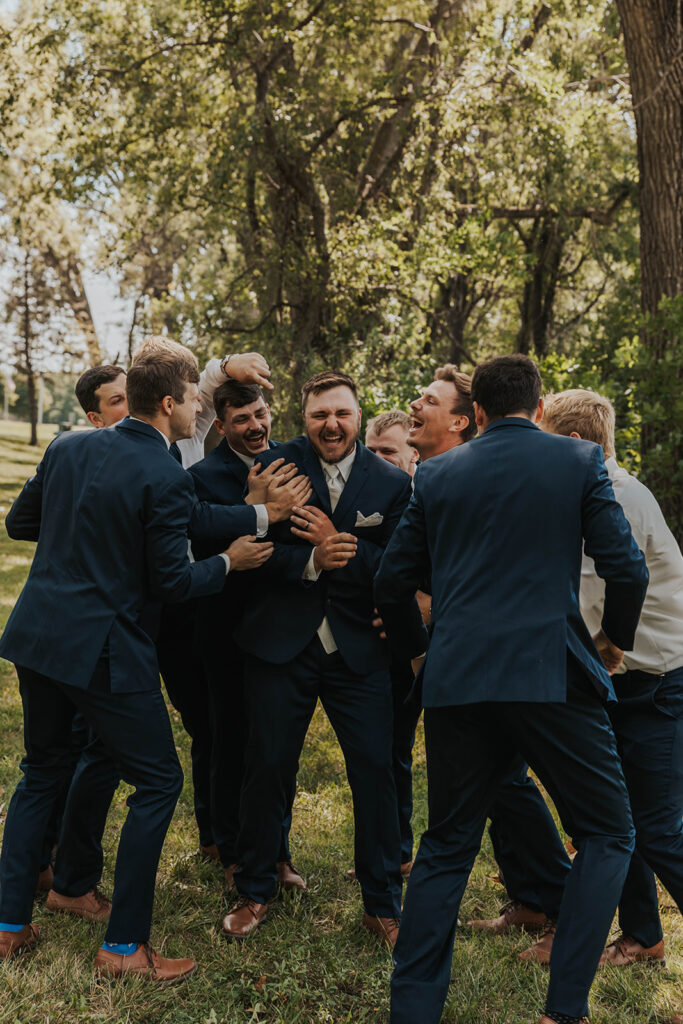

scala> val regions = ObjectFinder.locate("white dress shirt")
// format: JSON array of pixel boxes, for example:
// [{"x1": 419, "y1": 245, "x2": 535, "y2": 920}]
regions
[
  {"x1": 580, "y1": 457, "x2": 683, "y2": 674},
  {"x1": 176, "y1": 357, "x2": 225, "y2": 469},
  {"x1": 302, "y1": 447, "x2": 357, "y2": 654}
]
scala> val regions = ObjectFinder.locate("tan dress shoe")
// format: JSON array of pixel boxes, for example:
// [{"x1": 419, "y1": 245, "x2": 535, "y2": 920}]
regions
[
  {"x1": 199, "y1": 843, "x2": 220, "y2": 863},
  {"x1": 224, "y1": 863, "x2": 239, "y2": 891},
  {"x1": 346, "y1": 867, "x2": 357, "y2": 880},
  {"x1": 0, "y1": 924, "x2": 40, "y2": 959},
  {"x1": 93, "y1": 942, "x2": 197, "y2": 982},
  {"x1": 519, "y1": 924, "x2": 556, "y2": 964},
  {"x1": 599, "y1": 933, "x2": 666, "y2": 967},
  {"x1": 277, "y1": 860, "x2": 307, "y2": 892},
  {"x1": 468, "y1": 900, "x2": 550, "y2": 935},
  {"x1": 222, "y1": 897, "x2": 268, "y2": 940},
  {"x1": 361, "y1": 913, "x2": 400, "y2": 948},
  {"x1": 46, "y1": 886, "x2": 111, "y2": 922},
  {"x1": 36, "y1": 865, "x2": 54, "y2": 892},
  {"x1": 401, "y1": 860, "x2": 413, "y2": 879}
]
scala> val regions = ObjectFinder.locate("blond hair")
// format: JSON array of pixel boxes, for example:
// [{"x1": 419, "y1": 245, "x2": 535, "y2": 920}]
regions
[
  {"x1": 132, "y1": 335, "x2": 198, "y2": 369},
  {"x1": 366, "y1": 409, "x2": 411, "y2": 437},
  {"x1": 542, "y1": 389, "x2": 616, "y2": 459}
]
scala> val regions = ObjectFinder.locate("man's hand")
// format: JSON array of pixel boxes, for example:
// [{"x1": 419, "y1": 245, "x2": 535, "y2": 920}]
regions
[
  {"x1": 265, "y1": 474, "x2": 313, "y2": 523},
  {"x1": 245, "y1": 459, "x2": 298, "y2": 505},
  {"x1": 225, "y1": 536, "x2": 274, "y2": 571},
  {"x1": 313, "y1": 533, "x2": 357, "y2": 572},
  {"x1": 411, "y1": 653, "x2": 426, "y2": 677},
  {"x1": 416, "y1": 589, "x2": 432, "y2": 626},
  {"x1": 290, "y1": 506, "x2": 337, "y2": 545},
  {"x1": 224, "y1": 352, "x2": 273, "y2": 391},
  {"x1": 371, "y1": 609, "x2": 387, "y2": 639},
  {"x1": 593, "y1": 629, "x2": 624, "y2": 675}
]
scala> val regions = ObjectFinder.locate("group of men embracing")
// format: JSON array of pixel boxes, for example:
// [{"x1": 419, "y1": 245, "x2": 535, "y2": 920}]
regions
[{"x1": 0, "y1": 335, "x2": 680, "y2": 1024}]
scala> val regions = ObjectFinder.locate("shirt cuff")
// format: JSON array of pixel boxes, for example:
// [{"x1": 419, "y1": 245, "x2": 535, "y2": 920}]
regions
[
  {"x1": 303, "y1": 548, "x2": 321, "y2": 581},
  {"x1": 219, "y1": 553, "x2": 231, "y2": 574},
  {"x1": 254, "y1": 504, "x2": 268, "y2": 538}
]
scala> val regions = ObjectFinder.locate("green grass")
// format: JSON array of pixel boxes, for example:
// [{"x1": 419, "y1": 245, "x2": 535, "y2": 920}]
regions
[{"x1": 0, "y1": 420, "x2": 680, "y2": 1024}]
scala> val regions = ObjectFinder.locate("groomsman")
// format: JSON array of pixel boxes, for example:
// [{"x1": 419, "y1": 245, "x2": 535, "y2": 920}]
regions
[
  {"x1": 223, "y1": 370, "x2": 416, "y2": 946},
  {"x1": 375, "y1": 354, "x2": 649, "y2": 1024},
  {"x1": 0, "y1": 346, "x2": 272, "y2": 977},
  {"x1": 189, "y1": 380, "x2": 304, "y2": 891}
]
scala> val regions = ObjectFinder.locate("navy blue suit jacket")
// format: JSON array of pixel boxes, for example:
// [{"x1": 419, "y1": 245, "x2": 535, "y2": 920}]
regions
[
  {"x1": 374, "y1": 418, "x2": 649, "y2": 706},
  {"x1": 189, "y1": 437, "x2": 279, "y2": 537},
  {"x1": 0, "y1": 418, "x2": 228, "y2": 692},
  {"x1": 238, "y1": 436, "x2": 415, "y2": 675}
]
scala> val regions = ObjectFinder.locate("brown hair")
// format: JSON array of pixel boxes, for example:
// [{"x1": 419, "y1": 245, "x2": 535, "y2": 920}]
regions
[
  {"x1": 127, "y1": 343, "x2": 200, "y2": 417},
  {"x1": 366, "y1": 409, "x2": 411, "y2": 436},
  {"x1": 213, "y1": 381, "x2": 264, "y2": 420},
  {"x1": 301, "y1": 370, "x2": 358, "y2": 410},
  {"x1": 542, "y1": 389, "x2": 616, "y2": 459},
  {"x1": 434, "y1": 364, "x2": 476, "y2": 441},
  {"x1": 75, "y1": 365, "x2": 126, "y2": 414}
]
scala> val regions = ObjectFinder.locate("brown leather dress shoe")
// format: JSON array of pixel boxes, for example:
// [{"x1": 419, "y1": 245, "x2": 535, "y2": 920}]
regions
[
  {"x1": 277, "y1": 860, "x2": 307, "y2": 892},
  {"x1": 199, "y1": 843, "x2": 220, "y2": 863},
  {"x1": 222, "y1": 897, "x2": 268, "y2": 940},
  {"x1": 401, "y1": 860, "x2": 413, "y2": 879},
  {"x1": 468, "y1": 900, "x2": 550, "y2": 935},
  {"x1": 46, "y1": 886, "x2": 111, "y2": 922},
  {"x1": 93, "y1": 942, "x2": 197, "y2": 982},
  {"x1": 224, "y1": 863, "x2": 239, "y2": 892},
  {"x1": 346, "y1": 867, "x2": 357, "y2": 880},
  {"x1": 0, "y1": 924, "x2": 40, "y2": 959},
  {"x1": 36, "y1": 865, "x2": 54, "y2": 892},
  {"x1": 519, "y1": 924, "x2": 556, "y2": 964},
  {"x1": 361, "y1": 913, "x2": 400, "y2": 948},
  {"x1": 599, "y1": 933, "x2": 666, "y2": 967}
]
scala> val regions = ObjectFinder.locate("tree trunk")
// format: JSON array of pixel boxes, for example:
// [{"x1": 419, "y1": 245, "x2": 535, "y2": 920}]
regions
[
  {"x1": 22, "y1": 257, "x2": 38, "y2": 447},
  {"x1": 616, "y1": 0, "x2": 683, "y2": 539}
]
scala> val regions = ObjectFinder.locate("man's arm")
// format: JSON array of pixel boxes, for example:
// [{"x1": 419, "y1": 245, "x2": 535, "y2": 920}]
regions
[
  {"x1": 146, "y1": 475, "x2": 228, "y2": 603},
  {"x1": 373, "y1": 483, "x2": 431, "y2": 662},
  {"x1": 5, "y1": 457, "x2": 46, "y2": 541},
  {"x1": 582, "y1": 445, "x2": 649, "y2": 652}
]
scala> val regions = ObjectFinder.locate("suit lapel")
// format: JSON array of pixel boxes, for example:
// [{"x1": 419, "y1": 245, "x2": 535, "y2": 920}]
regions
[
  {"x1": 302, "y1": 442, "x2": 333, "y2": 515},
  {"x1": 333, "y1": 442, "x2": 368, "y2": 527},
  {"x1": 219, "y1": 440, "x2": 250, "y2": 489}
]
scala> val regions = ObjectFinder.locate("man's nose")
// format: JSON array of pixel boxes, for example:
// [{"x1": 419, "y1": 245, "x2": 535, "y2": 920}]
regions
[{"x1": 410, "y1": 398, "x2": 421, "y2": 412}]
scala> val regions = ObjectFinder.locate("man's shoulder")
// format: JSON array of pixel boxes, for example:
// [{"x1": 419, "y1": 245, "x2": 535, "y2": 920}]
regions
[
  {"x1": 190, "y1": 439, "x2": 231, "y2": 477},
  {"x1": 361, "y1": 444, "x2": 412, "y2": 489}
]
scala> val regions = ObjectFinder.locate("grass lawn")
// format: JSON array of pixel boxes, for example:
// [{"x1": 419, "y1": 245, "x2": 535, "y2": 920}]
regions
[{"x1": 0, "y1": 420, "x2": 680, "y2": 1024}]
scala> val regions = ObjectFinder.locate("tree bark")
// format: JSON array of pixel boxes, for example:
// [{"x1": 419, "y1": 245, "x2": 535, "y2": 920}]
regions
[
  {"x1": 22, "y1": 256, "x2": 38, "y2": 447},
  {"x1": 616, "y1": 0, "x2": 683, "y2": 539}
]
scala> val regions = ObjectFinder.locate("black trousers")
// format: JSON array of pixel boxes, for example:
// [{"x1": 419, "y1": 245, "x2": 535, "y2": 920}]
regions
[
  {"x1": 0, "y1": 661, "x2": 182, "y2": 943},
  {"x1": 390, "y1": 670, "x2": 634, "y2": 1023},
  {"x1": 237, "y1": 638, "x2": 402, "y2": 915}
]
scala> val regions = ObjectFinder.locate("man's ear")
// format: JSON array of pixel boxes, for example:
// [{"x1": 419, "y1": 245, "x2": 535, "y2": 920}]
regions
[
  {"x1": 449, "y1": 414, "x2": 470, "y2": 436},
  {"x1": 214, "y1": 416, "x2": 227, "y2": 437},
  {"x1": 570, "y1": 430, "x2": 582, "y2": 440},
  {"x1": 534, "y1": 397, "x2": 544, "y2": 423},
  {"x1": 86, "y1": 410, "x2": 103, "y2": 428},
  {"x1": 409, "y1": 446, "x2": 419, "y2": 465},
  {"x1": 473, "y1": 401, "x2": 486, "y2": 432},
  {"x1": 160, "y1": 395, "x2": 174, "y2": 416}
]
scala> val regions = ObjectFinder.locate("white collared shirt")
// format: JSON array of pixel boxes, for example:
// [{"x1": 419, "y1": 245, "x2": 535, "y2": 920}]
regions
[
  {"x1": 302, "y1": 447, "x2": 357, "y2": 653},
  {"x1": 580, "y1": 457, "x2": 683, "y2": 674}
]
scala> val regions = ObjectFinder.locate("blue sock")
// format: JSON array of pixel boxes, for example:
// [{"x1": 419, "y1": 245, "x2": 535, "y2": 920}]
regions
[
  {"x1": 0, "y1": 922, "x2": 25, "y2": 932},
  {"x1": 102, "y1": 941, "x2": 138, "y2": 956}
]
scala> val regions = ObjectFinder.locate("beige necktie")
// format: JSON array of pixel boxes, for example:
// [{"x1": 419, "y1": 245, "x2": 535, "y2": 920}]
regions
[
  {"x1": 326, "y1": 466, "x2": 343, "y2": 512},
  {"x1": 317, "y1": 466, "x2": 344, "y2": 653}
]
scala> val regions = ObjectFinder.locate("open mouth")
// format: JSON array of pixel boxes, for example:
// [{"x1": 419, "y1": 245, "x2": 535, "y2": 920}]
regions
[
  {"x1": 408, "y1": 416, "x2": 423, "y2": 434},
  {"x1": 321, "y1": 433, "x2": 344, "y2": 445},
  {"x1": 244, "y1": 430, "x2": 267, "y2": 447}
]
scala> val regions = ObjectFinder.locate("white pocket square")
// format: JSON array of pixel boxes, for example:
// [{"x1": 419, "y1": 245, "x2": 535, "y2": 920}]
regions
[{"x1": 355, "y1": 511, "x2": 384, "y2": 527}]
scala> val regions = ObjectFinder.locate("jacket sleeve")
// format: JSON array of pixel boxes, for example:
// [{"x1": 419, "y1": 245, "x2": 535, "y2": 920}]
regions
[
  {"x1": 581, "y1": 445, "x2": 649, "y2": 650},
  {"x1": 145, "y1": 474, "x2": 227, "y2": 602},
  {"x1": 373, "y1": 482, "x2": 431, "y2": 661},
  {"x1": 188, "y1": 496, "x2": 257, "y2": 547},
  {"x1": 5, "y1": 457, "x2": 46, "y2": 541}
]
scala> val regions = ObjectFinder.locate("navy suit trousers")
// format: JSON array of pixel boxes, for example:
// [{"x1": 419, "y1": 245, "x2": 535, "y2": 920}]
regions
[
  {"x1": 611, "y1": 667, "x2": 683, "y2": 946},
  {"x1": 392, "y1": 663, "x2": 422, "y2": 864},
  {"x1": 390, "y1": 668, "x2": 634, "y2": 1024},
  {"x1": 0, "y1": 661, "x2": 182, "y2": 943},
  {"x1": 488, "y1": 767, "x2": 572, "y2": 917},
  {"x1": 238, "y1": 638, "x2": 402, "y2": 915}
]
